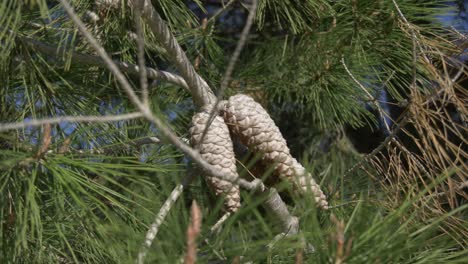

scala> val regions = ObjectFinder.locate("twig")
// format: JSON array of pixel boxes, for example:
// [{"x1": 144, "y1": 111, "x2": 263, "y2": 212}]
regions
[
  {"x1": 137, "y1": 173, "x2": 195, "y2": 264},
  {"x1": 391, "y1": 0, "x2": 430, "y2": 64},
  {"x1": 219, "y1": 0, "x2": 258, "y2": 94},
  {"x1": 449, "y1": 26, "x2": 468, "y2": 41},
  {"x1": 198, "y1": 0, "x2": 258, "y2": 148},
  {"x1": 19, "y1": 136, "x2": 165, "y2": 157},
  {"x1": 343, "y1": 115, "x2": 410, "y2": 178},
  {"x1": 16, "y1": 36, "x2": 189, "y2": 90},
  {"x1": 341, "y1": 58, "x2": 431, "y2": 177},
  {"x1": 266, "y1": 232, "x2": 288, "y2": 249},
  {"x1": 133, "y1": 0, "x2": 149, "y2": 106},
  {"x1": 0, "y1": 112, "x2": 143, "y2": 132},
  {"x1": 75, "y1": 136, "x2": 163, "y2": 155},
  {"x1": 130, "y1": 136, "x2": 162, "y2": 146},
  {"x1": 206, "y1": 0, "x2": 237, "y2": 25},
  {"x1": 184, "y1": 201, "x2": 202, "y2": 264},
  {"x1": 210, "y1": 212, "x2": 231, "y2": 233}
]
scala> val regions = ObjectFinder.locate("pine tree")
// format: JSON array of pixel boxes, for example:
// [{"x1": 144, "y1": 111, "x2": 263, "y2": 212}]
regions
[{"x1": 0, "y1": 0, "x2": 466, "y2": 263}]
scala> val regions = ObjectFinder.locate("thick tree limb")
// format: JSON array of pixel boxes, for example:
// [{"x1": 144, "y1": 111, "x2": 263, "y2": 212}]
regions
[
  {"x1": 134, "y1": 0, "x2": 216, "y2": 107},
  {"x1": 263, "y1": 188, "x2": 299, "y2": 235}
]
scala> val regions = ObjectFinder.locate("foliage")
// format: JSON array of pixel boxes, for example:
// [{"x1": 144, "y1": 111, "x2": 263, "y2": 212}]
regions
[{"x1": 0, "y1": 0, "x2": 466, "y2": 263}]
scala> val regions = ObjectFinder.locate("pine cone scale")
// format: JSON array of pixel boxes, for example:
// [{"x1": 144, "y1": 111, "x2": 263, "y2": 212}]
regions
[
  {"x1": 222, "y1": 94, "x2": 328, "y2": 209},
  {"x1": 190, "y1": 110, "x2": 241, "y2": 213}
]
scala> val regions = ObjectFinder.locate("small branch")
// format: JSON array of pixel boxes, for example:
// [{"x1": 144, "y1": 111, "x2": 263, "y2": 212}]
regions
[
  {"x1": 449, "y1": 26, "x2": 468, "y2": 41},
  {"x1": 76, "y1": 136, "x2": 163, "y2": 155},
  {"x1": 206, "y1": 0, "x2": 237, "y2": 25},
  {"x1": 184, "y1": 201, "x2": 202, "y2": 264},
  {"x1": 219, "y1": 0, "x2": 258, "y2": 93},
  {"x1": 340, "y1": 58, "x2": 378, "y2": 105},
  {"x1": 0, "y1": 112, "x2": 143, "y2": 132},
  {"x1": 391, "y1": 0, "x2": 430, "y2": 64},
  {"x1": 341, "y1": 58, "x2": 431, "y2": 179},
  {"x1": 17, "y1": 36, "x2": 189, "y2": 90},
  {"x1": 16, "y1": 136, "x2": 164, "y2": 157},
  {"x1": 343, "y1": 115, "x2": 410, "y2": 178},
  {"x1": 133, "y1": 0, "x2": 149, "y2": 106},
  {"x1": 137, "y1": 173, "x2": 195, "y2": 264},
  {"x1": 130, "y1": 136, "x2": 162, "y2": 146},
  {"x1": 210, "y1": 212, "x2": 231, "y2": 233}
]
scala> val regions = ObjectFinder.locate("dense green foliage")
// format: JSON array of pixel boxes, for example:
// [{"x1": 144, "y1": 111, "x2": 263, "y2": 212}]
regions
[{"x1": 1, "y1": 0, "x2": 466, "y2": 263}]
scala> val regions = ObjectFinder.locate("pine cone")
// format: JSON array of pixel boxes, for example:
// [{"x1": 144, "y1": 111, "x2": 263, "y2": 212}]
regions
[
  {"x1": 189, "y1": 108, "x2": 241, "y2": 212},
  {"x1": 222, "y1": 94, "x2": 328, "y2": 209}
]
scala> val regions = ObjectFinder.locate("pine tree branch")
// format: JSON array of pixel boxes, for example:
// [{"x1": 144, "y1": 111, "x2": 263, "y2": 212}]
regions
[
  {"x1": 0, "y1": 112, "x2": 143, "y2": 132},
  {"x1": 74, "y1": 136, "x2": 165, "y2": 155},
  {"x1": 54, "y1": 1, "x2": 278, "y2": 195},
  {"x1": 137, "y1": 174, "x2": 193, "y2": 264},
  {"x1": 57, "y1": 0, "x2": 225, "y2": 185},
  {"x1": 133, "y1": 0, "x2": 149, "y2": 106},
  {"x1": 219, "y1": 0, "x2": 258, "y2": 94},
  {"x1": 263, "y1": 188, "x2": 300, "y2": 235},
  {"x1": 16, "y1": 36, "x2": 189, "y2": 90},
  {"x1": 341, "y1": 57, "x2": 431, "y2": 180},
  {"x1": 55, "y1": 3, "x2": 301, "y2": 263},
  {"x1": 133, "y1": 0, "x2": 216, "y2": 107},
  {"x1": 391, "y1": 0, "x2": 431, "y2": 64}
]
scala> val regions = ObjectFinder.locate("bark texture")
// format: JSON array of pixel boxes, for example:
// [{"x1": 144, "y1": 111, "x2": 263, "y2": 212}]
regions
[
  {"x1": 189, "y1": 108, "x2": 241, "y2": 212},
  {"x1": 222, "y1": 94, "x2": 328, "y2": 209}
]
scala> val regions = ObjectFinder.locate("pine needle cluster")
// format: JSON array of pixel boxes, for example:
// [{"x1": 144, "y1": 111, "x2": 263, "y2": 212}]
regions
[{"x1": 0, "y1": 0, "x2": 466, "y2": 263}]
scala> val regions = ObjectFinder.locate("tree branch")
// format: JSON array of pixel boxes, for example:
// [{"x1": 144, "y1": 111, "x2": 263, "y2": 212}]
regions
[
  {"x1": 56, "y1": 3, "x2": 300, "y2": 263},
  {"x1": 17, "y1": 36, "x2": 189, "y2": 90},
  {"x1": 134, "y1": 0, "x2": 216, "y2": 107},
  {"x1": 0, "y1": 112, "x2": 143, "y2": 132},
  {"x1": 137, "y1": 174, "x2": 193, "y2": 264},
  {"x1": 133, "y1": 0, "x2": 150, "y2": 106}
]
